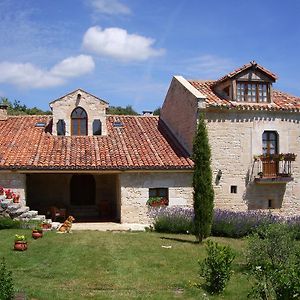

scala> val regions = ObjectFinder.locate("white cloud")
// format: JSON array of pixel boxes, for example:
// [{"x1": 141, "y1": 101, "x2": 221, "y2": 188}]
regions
[
  {"x1": 0, "y1": 55, "x2": 95, "y2": 89},
  {"x1": 82, "y1": 26, "x2": 165, "y2": 62},
  {"x1": 50, "y1": 55, "x2": 95, "y2": 78},
  {"x1": 87, "y1": 0, "x2": 131, "y2": 15}
]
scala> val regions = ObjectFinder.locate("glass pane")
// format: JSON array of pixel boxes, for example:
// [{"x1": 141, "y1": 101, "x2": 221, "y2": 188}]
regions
[
  {"x1": 93, "y1": 119, "x2": 102, "y2": 135},
  {"x1": 73, "y1": 120, "x2": 78, "y2": 135},
  {"x1": 80, "y1": 120, "x2": 87, "y2": 135},
  {"x1": 57, "y1": 119, "x2": 65, "y2": 136},
  {"x1": 158, "y1": 189, "x2": 168, "y2": 197},
  {"x1": 149, "y1": 189, "x2": 156, "y2": 197},
  {"x1": 72, "y1": 107, "x2": 87, "y2": 119}
]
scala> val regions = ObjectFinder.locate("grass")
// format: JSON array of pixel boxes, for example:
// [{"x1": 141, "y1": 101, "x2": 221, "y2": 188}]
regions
[{"x1": 0, "y1": 229, "x2": 251, "y2": 299}]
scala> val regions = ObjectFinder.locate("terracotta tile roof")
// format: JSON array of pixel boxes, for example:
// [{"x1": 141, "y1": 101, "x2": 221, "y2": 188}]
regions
[
  {"x1": 189, "y1": 80, "x2": 300, "y2": 111},
  {"x1": 214, "y1": 61, "x2": 278, "y2": 85},
  {"x1": 0, "y1": 115, "x2": 193, "y2": 171}
]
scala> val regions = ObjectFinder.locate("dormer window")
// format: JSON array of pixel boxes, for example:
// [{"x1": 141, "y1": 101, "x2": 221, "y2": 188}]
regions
[
  {"x1": 71, "y1": 107, "x2": 87, "y2": 136},
  {"x1": 236, "y1": 82, "x2": 269, "y2": 103}
]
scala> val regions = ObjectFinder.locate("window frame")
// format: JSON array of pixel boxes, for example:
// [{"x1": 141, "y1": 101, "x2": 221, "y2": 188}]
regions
[
  {"x1": 71, "y1": 107, "x2": 88, "y2": 136},
  {"x1": 236, "y1": 81, "x2": 269, "y2": 103}
]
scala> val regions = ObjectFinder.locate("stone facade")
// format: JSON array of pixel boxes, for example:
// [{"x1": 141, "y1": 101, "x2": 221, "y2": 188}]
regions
[
  {"x1": 206, "y1": 110, "x2": 300, "y2": 215},
  {"x1": 50, "y1": 89, "x2": 108, "y2": 136},
  {"x1": 119, "y1": 172, "x2": 193, "y2": 223},
  {"x1": 161, "y1": 76, "x2": 206, "y2": 154},
  {"x1": 161, "y1": 74, "x2": 300, "y2": 216}
]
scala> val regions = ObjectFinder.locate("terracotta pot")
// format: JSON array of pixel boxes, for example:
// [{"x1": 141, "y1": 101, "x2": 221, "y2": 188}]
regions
[
  {"x1": 41, "y1": 223, "x2": 52, "y2": 230},
  {"x1": 32, "y1": 230, "x2": 43, "y2": 239},
  {"x1": 14, "y1": 241, "x2": 28, "y2": 251}
]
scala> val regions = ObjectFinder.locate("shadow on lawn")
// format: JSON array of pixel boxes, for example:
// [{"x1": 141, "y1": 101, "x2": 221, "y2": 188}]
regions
[{"x1": 160, "y1": 236, "x2": 199, "y2": 244}]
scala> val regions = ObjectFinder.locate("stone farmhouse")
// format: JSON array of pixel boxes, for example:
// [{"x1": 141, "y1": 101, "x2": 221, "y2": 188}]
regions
[
  {"x1": 0, "y1": 61, "x2": 299, "y2": 223},
  {"x1": 161, "y1": 61, "x2": 300, "y2": 216}
]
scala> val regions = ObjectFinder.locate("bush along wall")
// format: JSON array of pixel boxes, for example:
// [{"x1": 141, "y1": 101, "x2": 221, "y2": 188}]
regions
[{"x1": 151, "y1": 207, "x2": 300, "y2": 239}]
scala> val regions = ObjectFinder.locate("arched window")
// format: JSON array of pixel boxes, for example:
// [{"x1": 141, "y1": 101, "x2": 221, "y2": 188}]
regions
[
  {"x1": 93, "y1": 119, "x2": 102, "y2": 135},
  {"x1": 71, "y1": 107, "x2": 87, "y2": 136}
]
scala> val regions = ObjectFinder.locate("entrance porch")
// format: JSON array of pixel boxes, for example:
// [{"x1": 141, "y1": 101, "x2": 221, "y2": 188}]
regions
[{"x1": 26, "y1": 173, "x2": 120, "y2": 222}]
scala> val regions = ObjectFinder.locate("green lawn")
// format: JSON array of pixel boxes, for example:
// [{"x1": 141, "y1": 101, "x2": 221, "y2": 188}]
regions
[{"x1": 0, "y1": 229, "x2": 251, "y2": 299}]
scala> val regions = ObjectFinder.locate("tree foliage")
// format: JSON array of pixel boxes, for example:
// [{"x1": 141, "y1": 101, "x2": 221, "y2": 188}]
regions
[
  {"x1": 153, "y1": 107, "x2": 161, "y2": 116},
  {"x1": 193, "y1": 112, "x2": 214, "y2": 243},
  {"x1": 0, "y1": 98, "x2": 51, "y2": 115},
  {"x1": 0, "y1": 257, "x2": 14, "y2": 300},
  {"x1": 107, "y1": 105, "x2": 138, "y2": 115}
]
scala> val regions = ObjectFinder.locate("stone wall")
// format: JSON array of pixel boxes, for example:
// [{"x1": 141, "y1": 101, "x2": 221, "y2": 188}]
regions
[
  {"x1": 0, "y1": 172, "x2": 26, "y2": 202},
  {"x1": 119, "y1": 172, "x2": 193, "y2": 223},
  {"x1": 206, "y1": 110, "x2": 300, "y2": 216},
  {"x1": 161, "y1": 76, "x2": 204, "y2": 154},
  {"x1": 50, "y1": 89, "x2": 108, "y2": 136}
]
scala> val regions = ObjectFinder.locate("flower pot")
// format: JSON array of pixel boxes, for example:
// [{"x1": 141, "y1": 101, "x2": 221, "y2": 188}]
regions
[
  {"x1": 14, "y1": 241, "x2": 28, "y2": 251},
  {"x1": 41, "y1": 223, "x2": 52, "y2": 230},
  {"x1": 32, "y1": 230, "x2": 43, "y2": 239}
]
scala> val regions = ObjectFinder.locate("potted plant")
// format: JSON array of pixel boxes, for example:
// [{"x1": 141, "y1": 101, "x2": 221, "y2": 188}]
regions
[
  {"x1": 147, "y1": 196, "x2": 169, "y2": 207},
  {"x1": 32, "y1": 226, "x2": 43, "y2": 239},
  {"x1": 5, "y1": 189, "x2": 13, "y2": 200},
  {"x1": 14, "y1": 234, "x2": 28, "y2": 251},
  {"x1": 40, "y1": 221, "x2": 52, "y2": 230},
  {"x1": 12, "y1": 193, "x2": 20, "y2": 203}
]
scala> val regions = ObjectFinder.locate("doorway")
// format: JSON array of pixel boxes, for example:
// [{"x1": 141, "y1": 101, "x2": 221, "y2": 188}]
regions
[{"x1": 70, "y1": 174, "x2": 95, "y2": 205}]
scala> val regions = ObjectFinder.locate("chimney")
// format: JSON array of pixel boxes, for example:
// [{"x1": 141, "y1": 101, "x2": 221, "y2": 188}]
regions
[
  {"x1": 0, "y1": 105, "x2": 8, "y2": 121},
  {"x1": 142, "y1": 110, "x2": 153, "y2": 116}
]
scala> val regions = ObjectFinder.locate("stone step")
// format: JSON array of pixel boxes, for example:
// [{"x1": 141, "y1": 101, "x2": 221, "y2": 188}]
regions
[
  {"x1": 0, "y1": 199, "x2": 12, "y2": 209},
  {"x1": 9, "y1": 206, "x2": 29, "y2": 218},
  {"x1": 19, "y1": 210, "x2": 38, "y2": 219},
  {"x1": 31, "y1": 215, "x2": 46, "y2": 222},
  {"x1": 7, "y1": 203, "x2": 22, "y2": 212}
]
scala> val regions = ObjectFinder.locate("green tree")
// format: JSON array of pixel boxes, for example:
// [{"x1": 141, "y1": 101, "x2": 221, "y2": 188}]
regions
[
  {"x1": 107, "y1": 105, "x2": 138, "y2": 115},
  {"x1": 0, "y1": 257, "x2": 14, "y2": 300},
  {"x1": 153, "y1": 107, "x2": 161, "y2": 116},
  {"x1": 193, "y1": 112, "x2": 214, "y2": 243},
  {"x1": 0, "y1": 97, "x2": 51, "y2": 115}
]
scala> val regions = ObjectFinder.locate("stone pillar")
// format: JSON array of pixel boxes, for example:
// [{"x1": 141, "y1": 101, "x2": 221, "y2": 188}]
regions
[{"x1": 0, "y1": 105, "x2": 8, "y2": 121}]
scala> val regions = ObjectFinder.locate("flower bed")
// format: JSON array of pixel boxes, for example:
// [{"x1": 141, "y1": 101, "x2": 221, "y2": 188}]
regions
[{"x1": 151, "y1": 207, "x2": 298, "y2": 238}]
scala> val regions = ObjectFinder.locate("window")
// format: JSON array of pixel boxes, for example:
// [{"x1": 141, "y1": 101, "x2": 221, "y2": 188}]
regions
[
  {"x1": 230, "y1": 185, "x2": 237, "y2": 194},
  {"x1": 57, "y1": 119, "x2": 66, "y2": 136},
  {"x1": 71, "y1": 107, "x2": 87, "y2": 136},
  {"x1": 262, "y1": 131, "x2": 278, "y2": 155},
  {"x1": 237, "y1": 82, "x2": 269, "y2": 103},
  {"x1": 93, "y1": 119, "x2": 102, "y2": 135},
  {"x1": 148, "y1": 188, "x2": 169, "y2": 206},
  {"x1": 268, "y1": 199, "x2": 274, "y2": 209}
]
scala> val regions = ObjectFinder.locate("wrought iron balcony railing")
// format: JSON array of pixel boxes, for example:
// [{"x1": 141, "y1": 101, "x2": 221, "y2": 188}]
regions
[{"x1": 253, "y1": 153, "x2": 296, "y2": 183}]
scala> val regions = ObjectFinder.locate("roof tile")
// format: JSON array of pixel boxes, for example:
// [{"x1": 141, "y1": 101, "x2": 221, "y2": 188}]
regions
[{"x1": 0, "y1": 115, "x2": 193, "y2": 171}]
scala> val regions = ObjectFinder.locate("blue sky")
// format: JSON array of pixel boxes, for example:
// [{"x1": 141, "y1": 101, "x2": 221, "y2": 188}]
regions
[{"x1": 0, "y1": 0, "x2": 299, "y2": 113}]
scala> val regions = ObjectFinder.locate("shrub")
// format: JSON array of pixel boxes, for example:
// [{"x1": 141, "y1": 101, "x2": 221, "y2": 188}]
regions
[
  {"x1": 286, "y1": 215, "x2": 300, "y2": 240},
  {"x1": 0, "y1": 258, "x2": 14, "y2": 300},
  {"x1": 247, "y1": 224, "x2": 300, "y2": 299},
  {"x1": 212, "y1": 209, "x2": 282, "y2": 238},
  {"x1": 151, "y1": 207, "x2": 194, "y2": 234},
  {"x1": 0, "y1": 218, "x2": 21, "y2": 230},
  {"x1": 199, "y1": 240, "x2": 235, "y2": 294}
]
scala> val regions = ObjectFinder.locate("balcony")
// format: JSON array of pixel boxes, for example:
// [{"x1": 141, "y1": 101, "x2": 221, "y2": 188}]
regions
[{"x1": 253, "y1": 153, "x2": 296, "y2": 184}]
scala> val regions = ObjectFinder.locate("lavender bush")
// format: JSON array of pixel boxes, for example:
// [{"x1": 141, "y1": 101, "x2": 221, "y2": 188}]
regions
[
  {"x1": 151, "y1": 207, "x2": 300, "y2": 238},
  {"x1": 212, "y1": 209, "x2": 283, "y2": 238},
  {"x1": 151, "y1": 207, "x2": 194, "y2": 234}
]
